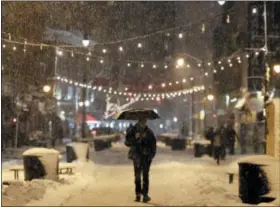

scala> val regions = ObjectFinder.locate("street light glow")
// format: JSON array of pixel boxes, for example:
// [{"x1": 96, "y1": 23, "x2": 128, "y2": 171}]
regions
[
  {"x1": 274, "y1": 64, "x2": 280, "y2": 74},
  {"x1": 176, "y1": 58, "x2": 185, "y2": 67},
  {"x1": 252, "y1": 7, "x2": 257, "y2": 14},
  {"x1": 207, "y1": 94, "x2": 214, "y2": 101},
  {"x1": 218, "y1": 1, "x2": 225, "y2": 6},
  {"x1": 43, "y1": 85, "x2": 51, "y2": 93}
]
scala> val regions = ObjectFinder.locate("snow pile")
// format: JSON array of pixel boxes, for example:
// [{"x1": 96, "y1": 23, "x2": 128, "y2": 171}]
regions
[
  {"x1": 26, "y1": 173, "x2": 96, "y2": 206},
  {"x1": 22, "y1": 148, "x2": 59, "y2": 156},
  {"x1": 2, "y1": 179, "x2": 59, "y2": 206}
]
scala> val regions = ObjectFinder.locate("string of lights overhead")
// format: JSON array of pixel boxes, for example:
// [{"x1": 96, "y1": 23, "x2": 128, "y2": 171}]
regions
[
  {"x1": 2, "y1": 37, "x2": 257, "y2": 89},
  {"x1": 55, "y1": 76, "x2": 205, "y2": 101}
]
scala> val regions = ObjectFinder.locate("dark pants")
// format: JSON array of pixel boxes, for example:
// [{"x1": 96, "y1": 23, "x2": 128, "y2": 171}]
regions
[
  {"x1": 214, "y1": 146, "x2": 222, "y2": 161},
  {"x1": 133, "y1": 156, "x2": 152, "y2": 196},
  {"x1": 228, "y1": 141, "x2": 235, "y2": 155}
]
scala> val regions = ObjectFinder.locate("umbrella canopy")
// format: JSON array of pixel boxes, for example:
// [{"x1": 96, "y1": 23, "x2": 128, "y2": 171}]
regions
[{"x1": 115, "y1": 108, "x2": 160, "y2": 120}]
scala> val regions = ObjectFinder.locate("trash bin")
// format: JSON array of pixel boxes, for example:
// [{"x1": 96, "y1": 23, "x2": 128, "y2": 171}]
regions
[
  {"x1": 238, "y1": 162, "x2": 269, "y2": 204},
  {"x1": 66, "y1": 142, "x2": 89, "y2": 162},
  {"x1": 194, "y1": 143, "x2": 201, "y2": 157},
  {"x1": 94, "y1": 140, "x2": 105, "y2": 151},
  {"x1": 66, "y1": 144, "x2": 77, "y2": 163},
  {"x1": 22, "y1": 148, "x2": 59, "y2": 181},
  {"x1": 171, "y1": 139, "x2": 186, "y2": 151}
]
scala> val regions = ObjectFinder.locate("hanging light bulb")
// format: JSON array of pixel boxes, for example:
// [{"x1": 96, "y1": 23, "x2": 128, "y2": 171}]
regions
[
  {"x1": 100, "y1": 59, "x2": 104, "y2": 64},
  {"x1": 255, "y1": 51, "x2": 259, "y2": 56},
  {"x1": 187, "y1": 64, "x2": 190, "y2": 68},
  {"x1": 13, "y1": 46, "x2": 17, "y2": 51},
  {"x1": 127, "y1": 63, "x2": 131, "y2": 67},
  {"x1": 148, "y1": 85, "x2": 153, "y2": 90},
  {"x1": 161, "y1": 83, "x2": 166, "y2": 88},
  {"x1": 228, "y1": 59, "x2": 231, "y2": 63},
  {"x1": 169, "y1": 82, "x2": 172, "y2": 86},
  {"x1": 226, "y1": 14, "x2": 230, "y2": 24},
  {"x1": 190, "y1": 77, "x2": 194, "y2": 81},
  {"x1": 86, "y1": 57, "x2": 90, "y2": 61},
  {"x1": 213, "y1": 70, "x2": 217, "y2": 73},
  {"x1": 164, "y1": 65, "x2": 168, "y2": 69},
  {"x1": 141, "y1": 63, "x2": 144, "y2": 68},
  {"x1": 205, "y1": 72, "x2": 208, "y2": 76},
  {"x1": 229, "y1": 63, "x2": 233, "y2": 67},
  {"x1": 119, "y1": 46, "x2": 123, "y2": 52},
  {"x1": 207, "y1": 62, "x2": 211, "y2": 66},
  {"x1": 221, "y1": 66, "x2": 224, "y2": 70},
  {"x1": 71, "y1": 51, "x2": 74, "y2": 57},
  {"x1": 88, "y1": 51, "x2": 92, "y2": 56},
  {"x1": 218, "y1": 61, "x2": 222, "y2": 64},
  {"x1": 102, "y1": 48, "x2": 107, "y2": 54},
  {"x1": 198, "y1": 63, "x2": 202, "y2": 67},
  {"x1": 246, "y1": 54, "x2": 250, "y2": 58},
  {"x1": 182, "y1": 78, "x2": 186, "y2": 83},
  {"x1": 153, "y1": 64, "x2": 157, "y2": 69},
  {"x1": 137, "y1": 43, "x2": 142, "y2": 48},
  {"x1": 176, "y1": 81, "x2": 179, "y2": 84},
  {"x1": 201, "y1": 23, "x2": 205, "y2": 33},
  {"x1": 2, "y1": 44, "x2": 6, "y2": 48}
]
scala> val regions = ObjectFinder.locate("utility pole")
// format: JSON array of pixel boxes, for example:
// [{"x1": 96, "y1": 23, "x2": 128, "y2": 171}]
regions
[
  {"x1": 81, "y1": 72, "x2": 87, "y2": 138},
  {"x1": 191, "y1": 80, "x2": 195, "y2": 139},
  {"x1": 202, "y1": 62, "x2": 207, "y2": 133},
  {"x1": 263, "y1": 1, "x2": 268, "y2": 153}
]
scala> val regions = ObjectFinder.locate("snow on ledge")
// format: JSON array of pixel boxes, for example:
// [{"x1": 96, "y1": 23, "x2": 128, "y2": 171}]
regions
[{"x1": 22, "y1": 148, "x2": 60, "y2": 156}]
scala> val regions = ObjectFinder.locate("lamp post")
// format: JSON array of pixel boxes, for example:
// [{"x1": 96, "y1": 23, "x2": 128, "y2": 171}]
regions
[
  {"x1": 176, "y1": 53, "x2": 204, "y2": 138},
  {"x1": 81, "y1": 34, "x2": 90, "y2": 138}
]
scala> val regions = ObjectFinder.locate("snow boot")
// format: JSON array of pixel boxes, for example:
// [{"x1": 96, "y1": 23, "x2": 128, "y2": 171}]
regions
[
  {"x1": 135, "y1": 194, "x2": 141, "y2": 202},
  {"x1": 143, "y1": 195, "x2": 151, "y2": 203}
]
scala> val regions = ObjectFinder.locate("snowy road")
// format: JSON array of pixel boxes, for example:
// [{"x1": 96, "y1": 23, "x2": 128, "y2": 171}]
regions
[{"x1": 3, "y1": 142, "x2": 276, "y2": 206}]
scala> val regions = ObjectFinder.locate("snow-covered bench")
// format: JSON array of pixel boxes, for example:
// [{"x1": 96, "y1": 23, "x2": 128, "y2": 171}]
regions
[
  {"x1": 59, "y1": 163, "x2": 76, "y2": 174},
  {"x1": 9, "y1": 165, "x2": 24, "y2": 180},
  {"x1": 9, "y1": 162, "x2": 76, "y2": 180}
]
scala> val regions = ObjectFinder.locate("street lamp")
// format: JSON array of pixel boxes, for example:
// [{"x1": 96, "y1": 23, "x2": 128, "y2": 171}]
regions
[
  {"x1": 273, "y1": 64, "x2": 280, "y2": 74},
  {"x1": 43, "y1": 85, "x2": 51, "y2": 93},
  {"x1": 217, "y1": 1, "x2": 225, "y2": 6},
  {"x1": 82, "y1": 33, "x2": 90, "y2": 47},
  {"x1": 207, "y1": 94, "x2": 215, "y2": 101},
  {"x1": 176, "y1": 58, "x2": 185, "y2": 67}
]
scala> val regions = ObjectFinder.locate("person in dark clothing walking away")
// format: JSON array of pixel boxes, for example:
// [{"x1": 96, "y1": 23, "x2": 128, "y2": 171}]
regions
[
  {"x1": 226, "y1": 126, "x2": 238, "y2": 155},
  {"x1": 219, "y1": 125, "x2": 227, "y2": 160},
  {"x1": 205, "y1": 127, "x2": 216, "y2": 157},
  {"x1": 125, "y1": 117, "x2": 157, "y2": 203}
]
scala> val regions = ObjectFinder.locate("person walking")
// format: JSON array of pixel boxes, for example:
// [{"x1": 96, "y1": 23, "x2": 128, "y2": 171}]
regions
[
  {"x1": 125, "y1": 117, "x2": 157, "y2": 203},
  {"x1": 226, "y1": 126, "x2": 238, "y2": 155},
  {"x1": 205, "y1": 127, "x2": 216, "y2": 157},
  {"x1": 213, "y1": 129, "x2": 222, "y2": 165}
]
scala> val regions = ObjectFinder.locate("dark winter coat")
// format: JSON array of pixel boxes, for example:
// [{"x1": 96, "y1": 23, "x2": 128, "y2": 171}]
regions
[{"x1": 125, "y1": 124, "x2": 157, "y2": 161}]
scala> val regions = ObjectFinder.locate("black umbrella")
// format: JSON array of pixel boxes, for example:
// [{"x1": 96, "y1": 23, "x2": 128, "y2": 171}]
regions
[{"x1": 114, "y1": 108, "x2": 160, "y2": 120}]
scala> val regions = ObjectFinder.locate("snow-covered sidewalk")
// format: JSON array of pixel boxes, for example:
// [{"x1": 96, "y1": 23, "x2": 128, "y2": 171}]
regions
[{"x1": 2, "y1": 142, "x2": 279, "y2": 206}]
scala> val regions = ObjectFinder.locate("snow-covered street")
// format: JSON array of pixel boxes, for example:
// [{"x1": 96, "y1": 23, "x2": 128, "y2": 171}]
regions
[{"x1": 2, "y1": 142, "x2": 279, "y2": 206}]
